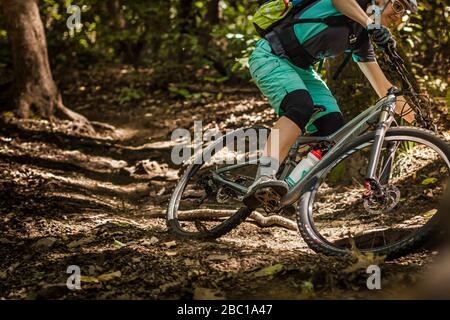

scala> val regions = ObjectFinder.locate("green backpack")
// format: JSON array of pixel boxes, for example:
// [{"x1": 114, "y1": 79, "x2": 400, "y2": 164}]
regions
[
  {"x1": 253, "y1": 0, "x2": 317, "y2": 37},
  {"x1": 252, "y1": 0, "x2": 364, "y2": 78}
]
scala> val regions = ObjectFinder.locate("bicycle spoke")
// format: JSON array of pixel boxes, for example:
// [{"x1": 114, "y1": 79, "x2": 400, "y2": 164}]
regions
[{"x1": 378, "y1": 141, "x2": 400, "y2": 182}]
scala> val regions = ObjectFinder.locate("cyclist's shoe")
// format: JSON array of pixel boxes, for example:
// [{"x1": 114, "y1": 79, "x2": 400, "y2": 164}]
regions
[{"x1": 243, "y1": 174, "x2": 288, "y2": 210}]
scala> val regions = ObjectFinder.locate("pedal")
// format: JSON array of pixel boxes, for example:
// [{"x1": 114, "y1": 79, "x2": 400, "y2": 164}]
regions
[{"x1": 254, "y1": 188, "x2": 282, "y2": 213}]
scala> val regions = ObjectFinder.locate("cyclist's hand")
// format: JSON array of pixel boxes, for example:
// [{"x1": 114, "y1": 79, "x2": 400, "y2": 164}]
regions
[
  {"x1": 368, "y1": 25, "x2": 396, "y2": 49},
  {"x1": 395, "y1": 96, "x2": 415, "y2": 124}
]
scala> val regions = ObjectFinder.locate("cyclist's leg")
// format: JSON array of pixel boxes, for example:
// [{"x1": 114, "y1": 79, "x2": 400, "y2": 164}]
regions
[
  {"x1": 245, "y1": 41, "x2": 317, "y2": 208},
  {"x1": 249, "y1": 40, "x2": 316, "y2": 170}
]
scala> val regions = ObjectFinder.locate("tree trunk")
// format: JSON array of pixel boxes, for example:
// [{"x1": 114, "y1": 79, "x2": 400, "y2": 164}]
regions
[
  {"x1": 179, "y1": 0, "x2": 195, "y2": 34},
  {"x1": 1, "y1": 0, "x2": 93, "y2": 132},
  {"x1": 205, "y1": 0, "x2": 220, "y2": 25},
  {"x1": 200, "y1": 0, "x2": 228, "y2": 77},
  {"x1": 106, "y1": 0, "x2": 127, "y2": 30}
]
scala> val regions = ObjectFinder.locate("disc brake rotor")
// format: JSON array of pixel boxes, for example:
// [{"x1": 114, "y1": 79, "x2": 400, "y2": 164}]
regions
[{"x1": 363, "y1": 185, "x2": 401, "y2": 214}]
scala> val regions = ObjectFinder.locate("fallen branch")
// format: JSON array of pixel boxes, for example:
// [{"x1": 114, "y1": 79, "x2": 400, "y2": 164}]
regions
[
  {"x1": 144, "y1": 208, "x2": 298, "y2": 231},
  {"x1": 250, "y1": 211, "x2": 298, "y2": 231},
  {"x1": 146, "y1": 209, "x2": 235, "y2": 220}
]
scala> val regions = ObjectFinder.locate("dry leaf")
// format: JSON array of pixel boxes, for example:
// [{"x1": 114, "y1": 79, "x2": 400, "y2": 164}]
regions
[
  {"x1": 344, "y1": 241, "x2": 385, "y2": 273},
  {"x1": 131, "y1": 257, "x2": 141, "y2": 263},
  {"x1": 193, "y1": 287, "x2": 225, "y2": 300},
  {"x1": 253, "y1": 264, "x2": 284, "y2": 278},
  {"x1": 67, "y1": 236, "x2": 95, "y2": 248},
  {"x1": 32, "y1": 237, "x2": 57, "y2": 249},
  {"x1": 8, "y1": 262, "x2": 20, "y2": 273},
  {"x1": 206, "y1": 254, "x2": 229, "y2": 261},
  {"x1": 163, "y1": 240, "x2": 177, "y2": 248},
  {"x1": 159, "y1": 281, "x2": 182, "y2": 292},
  {"x1": 113, "y1": 239, "x2": 126, "y2": 248}
]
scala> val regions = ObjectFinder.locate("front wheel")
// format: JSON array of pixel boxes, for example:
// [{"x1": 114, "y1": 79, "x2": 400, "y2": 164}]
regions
[{"x1": 298, "y1": 127, "x2": 450, "y2": 259}]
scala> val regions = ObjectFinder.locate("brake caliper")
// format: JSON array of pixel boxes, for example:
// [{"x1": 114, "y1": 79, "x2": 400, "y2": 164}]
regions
[{"x1": 363, "y1": 180, "x2": 373, "y2": 198}]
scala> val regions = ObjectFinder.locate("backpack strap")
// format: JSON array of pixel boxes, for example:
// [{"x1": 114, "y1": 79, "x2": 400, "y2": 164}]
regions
[
  {"x1": 332, "y1": 23, "x2": 369, "y2": 80},
  {"x1": 273, "y1": 20, "x2": 317, "y2": 68},
  {"x1": 317, "y1": 58, "x2": 325, "y2": 73},
  {"x1": 266, "y1": 14, "x2": 353, "y2": 69}
]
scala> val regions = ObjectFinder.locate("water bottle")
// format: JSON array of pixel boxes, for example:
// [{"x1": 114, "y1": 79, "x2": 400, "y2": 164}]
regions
[{"x1": 285, "y1": 149, "x2": 322, "y2": 188}]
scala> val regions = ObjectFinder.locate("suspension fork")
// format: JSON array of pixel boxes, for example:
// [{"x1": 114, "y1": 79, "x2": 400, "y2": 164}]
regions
[
  {"x1": 379, "y1": 141, "x2": 397, "y2": 185},
  {"x1": 364, "y1": 97, "x2": 397, "y2": 196}
]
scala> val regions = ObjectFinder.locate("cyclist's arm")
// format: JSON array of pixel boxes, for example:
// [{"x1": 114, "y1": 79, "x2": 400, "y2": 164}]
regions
[
  {"x1": 357, "y1": 61, "x2": 392, "y2": 98},
  {"x1": 357, "y1": 61, "x2": 415, "y2": 123},
  {"x1": 332, "y1": 0, "x2": 373, "y2": 27}
]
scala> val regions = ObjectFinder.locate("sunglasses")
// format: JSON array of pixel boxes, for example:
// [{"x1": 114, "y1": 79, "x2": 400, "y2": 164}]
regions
[
  {"x1": 381, "y1": 0, "x2": 406, "y2": 15},
  {"x1": 390, "y1": 0, "x2": 406, "y2": 14}
]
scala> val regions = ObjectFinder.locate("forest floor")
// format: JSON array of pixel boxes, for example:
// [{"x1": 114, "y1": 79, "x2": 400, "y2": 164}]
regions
[{"x1": 0, "y1": 66, "x2": 448, "y2": 299}]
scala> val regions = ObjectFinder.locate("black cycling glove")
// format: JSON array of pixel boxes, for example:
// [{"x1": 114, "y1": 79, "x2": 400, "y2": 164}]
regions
[{"x1": 368, "y1": 25, "x2": 396, "y2": 49}]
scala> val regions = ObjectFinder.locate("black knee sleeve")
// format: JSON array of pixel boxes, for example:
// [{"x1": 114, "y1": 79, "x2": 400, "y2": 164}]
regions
[
  {"x1": 280, "y1": 89, "x2": 315, "y2": 133},
  {"x1": 312, "y1": 112, "x2": 345, "y2": 137}
]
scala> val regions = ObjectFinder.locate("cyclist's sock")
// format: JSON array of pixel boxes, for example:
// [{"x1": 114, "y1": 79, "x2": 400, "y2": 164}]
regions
[{"x1": 257, "y1": 156, "x2": 280, "y2": 178}]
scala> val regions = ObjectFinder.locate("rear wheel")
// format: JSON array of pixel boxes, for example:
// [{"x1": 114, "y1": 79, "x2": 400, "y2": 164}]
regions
[
  {"x1": 298, "y1": 127, "x2": 450, "y2": 259},
  {"x1": 166, "y1": 126, "x2": 270, "y2": 239}
]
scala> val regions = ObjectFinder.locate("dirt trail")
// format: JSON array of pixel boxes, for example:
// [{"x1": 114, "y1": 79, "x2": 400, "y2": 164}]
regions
[{"x1": 0, "y1": 67, "x2": 438, "y2": 299}]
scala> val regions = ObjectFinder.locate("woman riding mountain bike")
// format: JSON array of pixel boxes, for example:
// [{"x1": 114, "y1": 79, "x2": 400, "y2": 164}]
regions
[
  {"x1": 243, "y1": 0, "x2": 420, "y2": 209},
  {"x1": 166, "y1": 0, "x2": 450, "y2": 258}
]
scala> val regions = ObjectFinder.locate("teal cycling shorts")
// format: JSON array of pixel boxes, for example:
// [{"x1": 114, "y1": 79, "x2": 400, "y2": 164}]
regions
[{"x1": 249, "y1": 39, "x2": 342, "y2": 134}]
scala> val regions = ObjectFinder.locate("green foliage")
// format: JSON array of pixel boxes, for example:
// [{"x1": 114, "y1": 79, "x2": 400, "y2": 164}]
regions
[
  {"x1": 168, "y1": 84, "x2": 212, "y2": 102},
  {"x1": 116, "y1": 86, "x2": 142, "y2": 105},
  {"x1": 328, "y1": 161, "x2": 347, "y2": 183},
  {"x1": 397, "y1": 0, "x2": 449, "y2": 97},
  {"x1": 0, "y1": 0, "x2": 447, "y2": 101},
  {"x1": 326, "y1": 0, "x2": 449, "y2": 117}
]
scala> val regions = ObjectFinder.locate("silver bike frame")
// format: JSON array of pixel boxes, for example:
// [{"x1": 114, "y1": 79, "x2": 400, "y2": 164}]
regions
[
  {"x1": 210, "y1": 91, "x2": 398, "y2": 207},
  {"x1": 280, "y1": 92, "x2": 397, "y2": 206}
]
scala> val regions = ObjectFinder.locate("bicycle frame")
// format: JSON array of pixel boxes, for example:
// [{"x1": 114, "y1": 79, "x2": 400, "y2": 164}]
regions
[{"x1": 210, "y1": 89, "x2": 399, "y2": 208}]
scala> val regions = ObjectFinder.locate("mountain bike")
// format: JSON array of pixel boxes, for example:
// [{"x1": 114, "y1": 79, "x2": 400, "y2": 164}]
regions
[{"x1": 166, "y1": 44, "x2": 450, "y2": 259}]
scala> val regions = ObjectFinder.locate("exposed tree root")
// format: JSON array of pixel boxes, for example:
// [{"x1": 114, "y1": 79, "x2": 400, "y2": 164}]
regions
[
  {"x1": 90, "y1": 121, "x2": 117, "y2": 132},
  {"x1": 55, "y1": 98, "x2": 95, "y2": 135}
]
